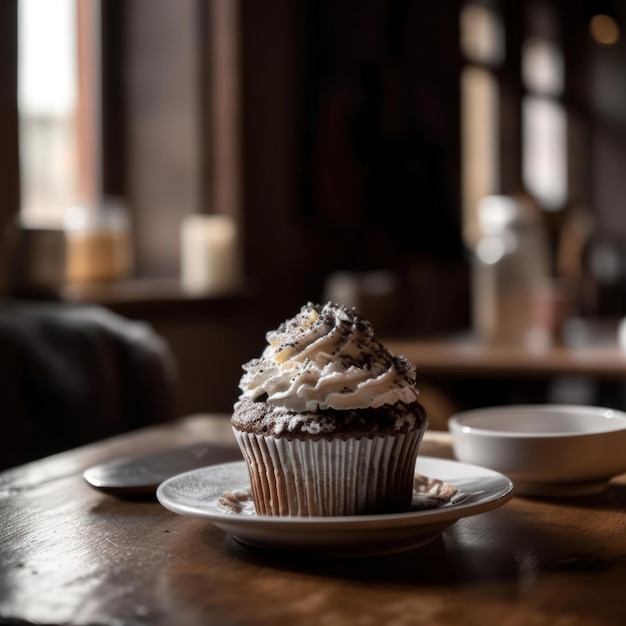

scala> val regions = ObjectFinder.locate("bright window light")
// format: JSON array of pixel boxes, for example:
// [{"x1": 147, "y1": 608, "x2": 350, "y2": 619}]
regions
[
  {"x1": 461, "y1": 66, "x2": 500, "y2": 244},
  {"x1": 522, "y1": 37, "x2": 564, "y2": 96},
  {"x1": 522, "y1": 96, "x2": 567, "y2": 211},
  {"x1": 460, "y1": 3, "x2": 505, "y2": 65},
  {"x1": 18, "y1": 0, "x2": 78, "y2": 228}
]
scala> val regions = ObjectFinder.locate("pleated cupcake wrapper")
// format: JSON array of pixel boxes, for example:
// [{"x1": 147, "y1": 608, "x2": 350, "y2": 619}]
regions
[{"x1": 233, "y1": 427, "x2": 426, "y2": 516}]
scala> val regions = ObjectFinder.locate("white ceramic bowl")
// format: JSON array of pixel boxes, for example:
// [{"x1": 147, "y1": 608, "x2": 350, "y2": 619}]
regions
[{"x1": 448, "y1": 405, "x2": 626, "y2": 496}]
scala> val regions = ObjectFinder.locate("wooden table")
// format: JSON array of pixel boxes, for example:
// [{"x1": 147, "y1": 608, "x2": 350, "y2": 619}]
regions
[
  {"x1": 1, "y1": 414, "x2": 626, "y2": 626},
  {"x1": 382, "y1": 334, "x2": 626, "y2": 429},
  {"x1": 383, "y1": 334, "x2": 626, "y2": 380}
]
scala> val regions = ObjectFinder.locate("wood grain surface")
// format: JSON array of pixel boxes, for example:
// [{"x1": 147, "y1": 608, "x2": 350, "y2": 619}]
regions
[{"x1": 1, "y1": 415, "x2": 625, "y2": 626}]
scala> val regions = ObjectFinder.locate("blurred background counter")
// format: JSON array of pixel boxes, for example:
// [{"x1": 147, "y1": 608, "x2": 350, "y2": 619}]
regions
[
  {"x1": 3, "y1": 0, "x2": 626, "y2": 465},
  {"x1": 385, "y1": 320, "x2": 626, "y2": 430}
]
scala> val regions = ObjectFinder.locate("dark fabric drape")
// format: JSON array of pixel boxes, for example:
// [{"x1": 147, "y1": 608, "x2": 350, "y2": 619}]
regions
[{"x1": 0, "y1": 300, "x2": 176, "y2": 470}]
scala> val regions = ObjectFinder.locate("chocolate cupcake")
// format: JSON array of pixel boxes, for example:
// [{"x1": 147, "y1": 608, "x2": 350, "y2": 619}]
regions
[{"x1": 231, "y1": 302, "x2": 428, "y2": 516}]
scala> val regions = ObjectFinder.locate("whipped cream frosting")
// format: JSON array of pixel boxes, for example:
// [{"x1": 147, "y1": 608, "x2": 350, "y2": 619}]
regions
[{"x1": 236, "y1": 302, "x2": 420, "y2": 413}]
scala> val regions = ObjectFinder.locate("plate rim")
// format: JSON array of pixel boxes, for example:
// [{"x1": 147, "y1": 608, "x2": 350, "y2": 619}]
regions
[{"x1": 156, "y1": 456, "x2": 514, "y2": 529}]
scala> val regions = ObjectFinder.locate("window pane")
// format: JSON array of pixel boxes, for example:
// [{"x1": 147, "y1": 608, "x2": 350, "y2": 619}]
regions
[
  {"x1": 522, "y1": 37, "x2": 563, "y2": 96},
  {"x1": 460, "y1": 3, "x2": 505, "y2": 65},
  {"x1": 522, "y1": 96, "x2": 567, "y2": 210},
  {"x1": 461, "y1": 65, "x2": 500, "y2": 244},
  {"x1": 18, "y1": 0, "x2": 78, "y2": 227}
]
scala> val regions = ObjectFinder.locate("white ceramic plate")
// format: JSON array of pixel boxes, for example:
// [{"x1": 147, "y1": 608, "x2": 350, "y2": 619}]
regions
[{"x1": 156, "y1": 457, "x2": 514, "y2": 558}]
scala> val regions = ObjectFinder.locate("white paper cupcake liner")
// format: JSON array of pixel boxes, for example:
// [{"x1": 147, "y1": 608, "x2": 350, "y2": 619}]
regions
[{"x1": 233, "y1": 426, "x2": 426, "y2": 516}]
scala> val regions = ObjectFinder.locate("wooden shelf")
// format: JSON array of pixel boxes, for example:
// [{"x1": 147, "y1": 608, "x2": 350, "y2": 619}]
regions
[{"x1": 60, "y1": 277, "x2": 258, "y2": 318}]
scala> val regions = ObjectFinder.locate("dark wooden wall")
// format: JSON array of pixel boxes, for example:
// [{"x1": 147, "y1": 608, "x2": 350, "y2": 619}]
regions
[
  {"x1": 3, "y1": 1, "x2": 626, "y2": 421},
  {"x1": 0, "y1": 1, "x2": 19, "y2": 297}
]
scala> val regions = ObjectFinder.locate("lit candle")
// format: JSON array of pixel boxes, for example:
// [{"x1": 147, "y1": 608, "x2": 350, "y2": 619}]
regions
[{"x1": 180, "y1": 214, "x2": 241, "y2": 295}]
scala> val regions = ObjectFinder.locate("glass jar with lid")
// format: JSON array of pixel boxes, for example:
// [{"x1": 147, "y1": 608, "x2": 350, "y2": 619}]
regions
[
  {"x1": 471, "y1": 195, "x2": 550, "y2": 346},
  {"x1": 64, "y1": 197, "x2": 132, "y2": 284}
]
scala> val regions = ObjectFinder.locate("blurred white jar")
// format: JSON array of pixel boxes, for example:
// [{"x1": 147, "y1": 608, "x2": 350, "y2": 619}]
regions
[
  {"x1": 180, "y1": 214, "x2": 242, "y2": 295},
  {"x1": 471, "y1": 195, "x2": 550, "y2": 346}
]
